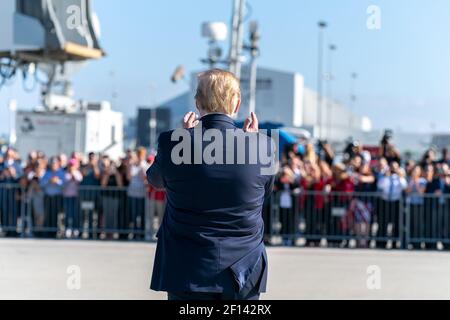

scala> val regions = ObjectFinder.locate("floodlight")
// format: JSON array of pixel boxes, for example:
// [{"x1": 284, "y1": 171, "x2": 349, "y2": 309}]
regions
[
  {"x1": 249, "y1": 21, "x2": 259, "y2": 35},
  {"x1": 201, "y1": 22, "x2": 228, "y2": 42}
]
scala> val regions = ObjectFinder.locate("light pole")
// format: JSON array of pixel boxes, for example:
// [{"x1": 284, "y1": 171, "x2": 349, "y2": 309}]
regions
[
  {"x1": 326, "y1": 44, "x2": 337, "y2": 139},
  {"x1": 149, "y1": 109, "x2": 157, "y2": 152},
  {"x1": 350, "y1": 72, "x2": 358, "y2": 109},
  {"x1": 109, "y1": 70, "x2": 118, "y2": 106},
  {"x1": 349, "y1": 72, "x2": 358, "y2": 128},
  {"x1": 229, "y1": 0, "x2": 246, "y2": 80},
  {"x1": 316, "y1": 21, "x2": 327, "y2": 140},
  {"x1": 246, "y1": 21, "x2": 260, "y2": 115},
  {"x1": 8, "y1": 99, "x2": 17, "y2": 146},
  {"x1": 148, "y1": 84, "x2": 158, "y2": 152},
  {"x1": 201, "y1": 22, "x2": 228, "y2": 68}
]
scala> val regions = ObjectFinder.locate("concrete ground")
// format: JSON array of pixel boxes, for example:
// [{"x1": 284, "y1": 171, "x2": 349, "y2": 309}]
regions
[{"x1": 1, "y1": 239, "x2": 450, "y2": 300}]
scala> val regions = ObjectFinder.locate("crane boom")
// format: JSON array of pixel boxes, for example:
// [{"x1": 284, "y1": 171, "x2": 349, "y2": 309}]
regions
[{"x1": 0, "y1": 0, "x2": 104, "y2": 111}]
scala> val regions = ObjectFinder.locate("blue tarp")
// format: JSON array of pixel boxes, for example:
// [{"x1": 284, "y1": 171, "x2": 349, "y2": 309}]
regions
[{"x1": 234, "y1": 121, "x2": 304, "y2": 157}]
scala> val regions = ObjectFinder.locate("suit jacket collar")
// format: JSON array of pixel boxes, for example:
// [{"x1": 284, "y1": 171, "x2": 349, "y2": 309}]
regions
[{"x1": 200, "y1": 113, "x2": 237, "y2": 129}]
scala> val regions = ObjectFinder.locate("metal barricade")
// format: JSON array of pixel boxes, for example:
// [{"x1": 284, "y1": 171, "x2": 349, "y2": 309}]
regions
[
  {"x1": 0, "y1": 184, "x2": 165, "y2": 241},
  {"x1": 268, "y1": 190, "x2": 404, "y2": 249},
  {"x1": 2, "y1": 182, "x2": 450, "y2": 251},
  {"x1": 0, "y1": 184, "x2": 24, "y2": 236},
  {"x1": 405, "y1": 193, "x2": 450, "y2": 249}
]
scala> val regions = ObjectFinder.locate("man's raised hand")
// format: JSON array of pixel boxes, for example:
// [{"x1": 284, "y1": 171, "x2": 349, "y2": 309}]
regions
[
  {"x1": 243, "y1": 112, "x2": 259, "y2": 133},
  {"x1": 183, "y1": 112, "x2": 200, "y2": 129}
]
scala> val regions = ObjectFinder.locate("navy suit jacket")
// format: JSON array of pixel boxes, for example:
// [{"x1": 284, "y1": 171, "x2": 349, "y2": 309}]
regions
[{"x1": 147, "y1": 113, "x2": 275, "y2": 295}]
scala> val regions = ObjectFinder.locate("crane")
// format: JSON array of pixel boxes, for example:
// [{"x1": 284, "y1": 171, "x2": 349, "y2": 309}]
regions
[
  {"x1": 0, "y1": 0, "x2": 104, "y2": 112},
  {"x1": 0, "y1": 0, "x2": 124, "y2": 161}
]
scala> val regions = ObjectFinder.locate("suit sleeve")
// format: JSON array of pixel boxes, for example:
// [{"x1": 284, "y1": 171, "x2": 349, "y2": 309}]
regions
[
  {"x1": 264, "y1": 174, "x2": 275, "y2": 200},
  {"x1": 146, "y1": 133, "x2": 166, "y2": 189},
  {"x1": 264, "y1": 138, "x2": 277, "y2": 200},
  {"x1": 263, "y1": 135, "x2": 277, "y2": 199}
]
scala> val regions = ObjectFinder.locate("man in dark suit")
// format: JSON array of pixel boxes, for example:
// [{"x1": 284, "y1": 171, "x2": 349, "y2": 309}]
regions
[{"x1": 147, "y1": 69, "x2": 276, "y2": 300}]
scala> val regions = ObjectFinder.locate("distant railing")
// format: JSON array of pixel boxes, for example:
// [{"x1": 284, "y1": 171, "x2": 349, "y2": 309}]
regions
[
  {"x1": 0, "y1": 184, "x2": 165, "y2": 241},
  {"x1": 264, "y1": 190, "x2": 450, "y2": 250},
  {"x1": 1, "y1": 183, "x2": 450, "y2": 250}
]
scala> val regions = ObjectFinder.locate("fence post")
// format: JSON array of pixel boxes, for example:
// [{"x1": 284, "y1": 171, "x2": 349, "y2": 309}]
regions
[
  {"x1": 20, "y1": 186, "x2": 26, "y2": 238},
  {"x1": 269, "y1": 195, "x2": 274, "y2": 240},
  {"x1": 402, "y1": 196, "x2": 409, "y2": 250},
  {"x1": 270, "y1": 192, "x2": 282, "y2": 245}
]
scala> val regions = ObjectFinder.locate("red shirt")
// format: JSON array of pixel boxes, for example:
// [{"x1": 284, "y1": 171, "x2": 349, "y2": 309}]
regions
[
  {"x1": 298, "y1": 178, "x2": 330, "y2": 210},
  {"x1": 333, "y1": 177, "x2": 354, "y2": 193},
  {"x1": 311, "y1": 178, "x2": 331, "y2": 209},
  {"x1": 148, "y1": 186, "x2": 166, "y2": 202},
  {"x1": 332, "y1": 177, "x2": 354, "y2": 202}
]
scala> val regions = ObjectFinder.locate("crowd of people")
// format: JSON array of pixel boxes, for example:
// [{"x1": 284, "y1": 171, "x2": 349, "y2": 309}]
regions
[
  {"x1": 0, "y1": 147, "x2": 166, "y2": 240},
  {"x1": 273, "y1": 131, "x2": 450, "y2": 250},
  {"x1": 2, "y1": 131, "x2": 450, "y2": 250}
]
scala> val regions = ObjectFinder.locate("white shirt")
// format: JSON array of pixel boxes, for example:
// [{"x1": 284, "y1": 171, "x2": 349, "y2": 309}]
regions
[
  {"x1": 279, "y1": 184, "x2": 293, "y2": 209},
  {"x1": 127, "y1": 161, "x2": 150, "y2": 198},
  {"x1": 377, "y1": 174, "x2": 407, "y2": 201}
]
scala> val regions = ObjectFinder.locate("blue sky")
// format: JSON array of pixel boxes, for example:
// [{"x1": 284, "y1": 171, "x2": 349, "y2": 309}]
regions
[{"x1": 2, "y1": 0, "x2": 450, "y2": 135}]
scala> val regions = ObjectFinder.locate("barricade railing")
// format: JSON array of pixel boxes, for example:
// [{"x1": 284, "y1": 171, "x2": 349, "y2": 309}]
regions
[
  {"x1": 266, "y1": 190, "x2": 404, "y2": 249},
  {"x1": 405, "y1": 193, "x2": 450, "y2": 249},
  {"x1": 1, "y1": 183, "x2": 450, "y2": 250},
  {"x1": 0, "y1": 184, "x2": 165, "y2": 241}
]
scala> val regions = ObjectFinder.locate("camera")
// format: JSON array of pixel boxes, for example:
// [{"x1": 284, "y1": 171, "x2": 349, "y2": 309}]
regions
[
  {"x1": 381, "y1": 129, "x2": 393, "y2": 145},
  {"x1": 317, "y1": 140, "x2": 328, "y2": 148}
]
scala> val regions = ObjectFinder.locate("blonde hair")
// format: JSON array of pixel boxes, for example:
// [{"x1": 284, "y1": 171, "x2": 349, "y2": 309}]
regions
[
  {"x1": 195, "y1": 69, "x2": 241, "y2": 115},
  {"x1": 137, "y1": 147, "x2": 146, "y2": 159}
]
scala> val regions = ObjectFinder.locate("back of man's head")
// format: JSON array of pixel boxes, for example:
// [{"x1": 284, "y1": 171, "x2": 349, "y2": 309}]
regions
[{"x1": 195, "y1": 69, "x2": 241, "y2": 116}]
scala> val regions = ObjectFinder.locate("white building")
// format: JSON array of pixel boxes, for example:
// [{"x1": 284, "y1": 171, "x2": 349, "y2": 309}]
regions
[
  {"x1": 160, "y1": 66, "x2": 371, "y2": 143},
  {"x1": 15, "y1": 102, "x2": 123, "y2": 160}
]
